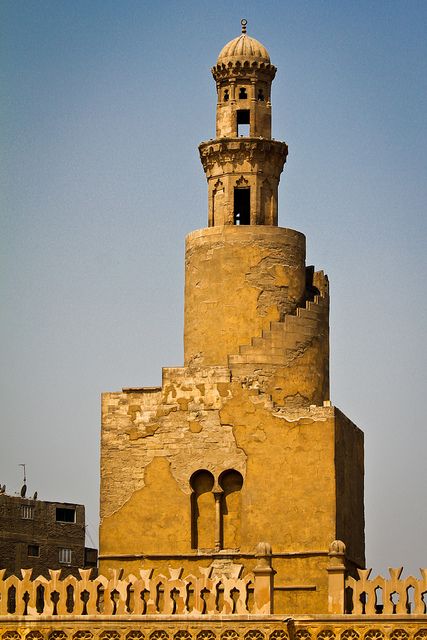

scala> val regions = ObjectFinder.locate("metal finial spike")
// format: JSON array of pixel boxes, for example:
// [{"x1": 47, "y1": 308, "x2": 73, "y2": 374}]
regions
[{"x1": 241, "y1": 19, "x2": 247, "y2": 34}]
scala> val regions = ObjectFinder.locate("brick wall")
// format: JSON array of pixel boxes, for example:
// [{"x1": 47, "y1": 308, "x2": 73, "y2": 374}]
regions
[{"x1": 0, "y1": 494, "x2": 86, "y2": 576}]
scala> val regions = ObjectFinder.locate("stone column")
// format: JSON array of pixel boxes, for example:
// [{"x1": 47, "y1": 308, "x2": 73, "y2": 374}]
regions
[
  {"x1": 213, "y1": 487, "x2": 223, "y2": 552},
  {"x1": 230, "y1": 79, "x2": 236, "y2": 102},
  {"x1": 253, "y1": 541, "x2": 275, "y2": 614},
  {"x1": 327, "y1": 539, "x2": 346, "y2": 613}
]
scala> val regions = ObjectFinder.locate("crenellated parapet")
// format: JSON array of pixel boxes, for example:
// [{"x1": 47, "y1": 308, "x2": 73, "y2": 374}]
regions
[
  {"x1": 1, "y1": 550, "x2": 426, "y2": 637},
  {"x1": 212, "y1": 60, "x2": 277, "y2": 83}
]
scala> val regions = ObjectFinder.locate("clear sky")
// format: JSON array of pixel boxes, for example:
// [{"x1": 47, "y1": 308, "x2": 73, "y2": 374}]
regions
[{"x1": 1, "y1": 1, "x2": 426, "y2": 574}]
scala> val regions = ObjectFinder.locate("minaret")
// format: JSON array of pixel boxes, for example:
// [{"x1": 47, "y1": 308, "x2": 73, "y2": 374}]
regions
[
  {"x1": 199, "y1": 19, "x2": 287, "y2": 227},
  {"x1": 185, "y1": 21, "x2": 329, "y2": 407},
  {"x1": 100, "y1": 24, "x2": 365, "y2": 615}
]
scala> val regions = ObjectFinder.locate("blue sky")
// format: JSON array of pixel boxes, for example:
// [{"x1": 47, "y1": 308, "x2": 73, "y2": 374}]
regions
[{"x1": 1, "y1": 1, "x2": 426, "y2": 573}]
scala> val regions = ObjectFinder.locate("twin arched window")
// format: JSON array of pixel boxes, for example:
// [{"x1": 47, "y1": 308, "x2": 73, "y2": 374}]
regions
[{"x1": 190, "y1": 469, "x2": 243, "y2": 551}]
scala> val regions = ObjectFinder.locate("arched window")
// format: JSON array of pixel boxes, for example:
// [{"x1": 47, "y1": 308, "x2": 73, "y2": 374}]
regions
[
  {"x1": 238, "y1": 87, "x2": 248, "y2": 99},
  {"x1": 212, "y1": 179, "x2": 224, "y2": 226},
  {"x1": 224, "y1": 88, "x2": 229, "y2": 102},
  {"x1": 258, "y1": 89, "x2": 265, "y2": 101},
  {"x1": 190, "y1": 470, "x2": 215, "y2": 549},
  {"x1": 234, "y1": 174, "x2": 250, "y2": 226},
  {"x1": 219, "y1": 470, "x2": 243, "y2": 549}
]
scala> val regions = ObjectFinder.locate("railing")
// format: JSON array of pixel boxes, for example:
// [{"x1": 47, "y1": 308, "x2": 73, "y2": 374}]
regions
[
  {"x1": 0, "y1": 568, "x2": 262, "y2": 617},
  {"x1": 1, "y1": 541, "x2": 426, "y2": 618},
  {"x1": 327, "y1": 541, "x2": 427, "y2": 615},
  {"x1": 0, "y1": 543, "x2": 274, "y2": 617},
  {"x1": 346, "y1": 567, "x2": 427, "y2": 615}
]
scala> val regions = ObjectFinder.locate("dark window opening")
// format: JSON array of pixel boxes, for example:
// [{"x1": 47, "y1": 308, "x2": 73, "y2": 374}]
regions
[
  {"x1": 190, "y1": 470, "x2": 215, "y2": 549},
  {"x1": 56, "y1": 507, "x2": 75, "y2": 523},
  {"x1": 237, "y1": 109, "x2": 250, "y2": 137},
  {"x1": 258, "y1": 89, "x2": 265, "y2": 101},
  {"x1": 28, "y1": 544, "x2": 40, "y2": 557},
  {"x1": 223, "y1": 89, "x2": 229, "y2": 102},
  {"x1": 238, "y1": 87, "x2": 247, "y2": 99},
  {"x1": 234, "y1": 188, "x2": 250, "y2": 225}
]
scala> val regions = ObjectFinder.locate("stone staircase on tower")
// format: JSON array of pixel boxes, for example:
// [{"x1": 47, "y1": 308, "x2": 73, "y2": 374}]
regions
[
  {"x1": 229, "y1": 293, "x2": 327, "y2": 368},
  {"x1": 228, "y1": 270, "x2": 329, "y2": 408}
]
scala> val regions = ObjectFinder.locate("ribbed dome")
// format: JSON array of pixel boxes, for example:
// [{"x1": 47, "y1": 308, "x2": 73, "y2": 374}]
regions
[{"x1": 217, "y1": 33, "x2": 270, "y2": 65}]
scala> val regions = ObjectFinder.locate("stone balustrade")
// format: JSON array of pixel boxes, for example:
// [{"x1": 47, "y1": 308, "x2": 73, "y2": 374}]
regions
[
  {"x1": 326, "y1": 541, "x2": 427, "y2": 616},
  {"x1": 0, "y1": 541, "x2": 426, "y2": 640},
  {"x1": 0, "y1": 567, "x2": 261, "y2": 617},
  {"x1": 346, "y1": 568, "x2": 427, "y2": 615}
]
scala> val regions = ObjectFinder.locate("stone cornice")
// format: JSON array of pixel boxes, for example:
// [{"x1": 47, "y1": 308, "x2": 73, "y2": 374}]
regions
[{"x1": 199, "y1": 138, "x2": 288, "y2": 174}]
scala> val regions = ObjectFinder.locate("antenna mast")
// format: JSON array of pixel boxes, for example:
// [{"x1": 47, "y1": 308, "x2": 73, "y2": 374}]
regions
[{"x1": 19, "y1": 464, "x2": 26, "y2": 483}]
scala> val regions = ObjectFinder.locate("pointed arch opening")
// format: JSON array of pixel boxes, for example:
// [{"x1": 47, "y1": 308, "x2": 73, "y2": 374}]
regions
[{"x1": 212, "y1": 179, "x2": 224, "y2": 226}]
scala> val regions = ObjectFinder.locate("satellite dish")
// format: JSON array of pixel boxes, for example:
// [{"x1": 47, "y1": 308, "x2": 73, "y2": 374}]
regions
[{"x1": 20, "y1": 484, "x2": 27, "y2": 498}]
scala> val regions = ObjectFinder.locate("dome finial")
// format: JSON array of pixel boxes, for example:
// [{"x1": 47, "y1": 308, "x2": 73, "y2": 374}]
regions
[{"x1": 241, "y1": 19, "x2": 247, "y2": 34}]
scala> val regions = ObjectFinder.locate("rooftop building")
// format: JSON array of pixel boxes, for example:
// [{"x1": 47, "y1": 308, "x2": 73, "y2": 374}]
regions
[{"x1": 0, "y1": 490, "x2": 97, "y2": 577}]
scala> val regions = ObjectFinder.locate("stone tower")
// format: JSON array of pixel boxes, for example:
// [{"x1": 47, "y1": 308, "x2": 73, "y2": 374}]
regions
[{"x1": 99, "y1": 22, "x2": 365, "y2": 615}]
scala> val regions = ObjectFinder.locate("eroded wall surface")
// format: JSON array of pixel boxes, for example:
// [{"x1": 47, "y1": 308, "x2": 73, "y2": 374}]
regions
[{"x1": 100, "y1": 369, "x2": 363, "y2": 614}]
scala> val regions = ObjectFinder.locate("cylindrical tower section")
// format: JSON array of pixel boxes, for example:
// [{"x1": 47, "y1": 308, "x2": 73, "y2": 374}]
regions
[{"x1": 184, "y1": 226, "x2": 306, "y2": 366}]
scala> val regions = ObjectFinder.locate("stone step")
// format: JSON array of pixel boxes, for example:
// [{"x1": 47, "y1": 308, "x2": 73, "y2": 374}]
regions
[
  {"x1": 296, "y1": 308, "x2": 321, "y2": 320},
  {"x1": 284, "y1": 315, "x2": 320, "y2": 330},
  {"x1": 229, "y1": 354, "x2": 288, "y2": 365},
  {"x1": 251, "y1": 336, "x2": 266, "y2": 348}
]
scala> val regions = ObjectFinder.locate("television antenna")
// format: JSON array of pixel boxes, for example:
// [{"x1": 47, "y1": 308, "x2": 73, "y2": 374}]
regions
[{"x1": 19, "y1": 463, "x2": 27, "y2": 498}]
